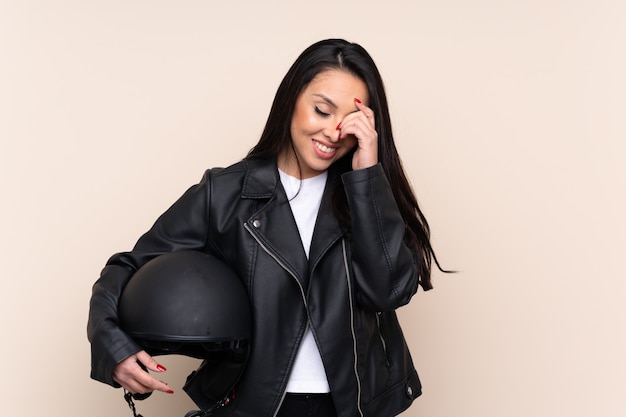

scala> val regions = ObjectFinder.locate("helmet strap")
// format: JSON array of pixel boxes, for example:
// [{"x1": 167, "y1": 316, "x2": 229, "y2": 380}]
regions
[
  {"x1": 184, "y1": 410, "x2": 212, "y2": 417},
  {"x1": 123, "y1": 390, "x2": 144, "y2": 417},
  {"x1": 123, "y1": 388, "x2": 235, "y2": 417},
  {"x1": 183, "y1": 388, "x2": 236, "y2": 417}
]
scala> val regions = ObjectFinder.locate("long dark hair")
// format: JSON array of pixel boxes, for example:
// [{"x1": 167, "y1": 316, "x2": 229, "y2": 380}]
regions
[{"x1": 247, "y1": 39, "x2": 446, "y2": 290}]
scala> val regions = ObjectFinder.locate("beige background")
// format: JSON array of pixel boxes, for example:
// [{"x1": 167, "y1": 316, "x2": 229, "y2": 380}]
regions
[{"x1": 1, "y1": 0, "x2": 624, "y2": 416}]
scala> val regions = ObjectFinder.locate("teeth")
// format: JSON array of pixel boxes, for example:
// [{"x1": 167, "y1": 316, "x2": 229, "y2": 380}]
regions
[{"x1": 316, "y1": 142, "x2": 335, "y2": 154}]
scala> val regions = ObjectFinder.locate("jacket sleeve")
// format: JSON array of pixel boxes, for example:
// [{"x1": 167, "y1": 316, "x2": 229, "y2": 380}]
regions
[
  {"x1": 341, "y1": 163, "x2": 419, "y2": 311},
  {"x1": 87, "y1": 170, "x2": 211, "y2": 386}
]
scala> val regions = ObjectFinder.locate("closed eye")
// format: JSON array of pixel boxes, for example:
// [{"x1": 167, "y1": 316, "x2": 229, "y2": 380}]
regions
[{"x1": 314, "y1": 106, "x2": 330, "y2": 117}]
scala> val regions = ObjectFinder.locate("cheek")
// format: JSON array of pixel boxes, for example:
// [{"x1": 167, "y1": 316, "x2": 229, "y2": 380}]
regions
[
  {"x1": 291, "y1": 108, "x2": 310, "y2": 135},
  {"x1": 292, "y1": 105, "x2": 325, "y2": 136}
]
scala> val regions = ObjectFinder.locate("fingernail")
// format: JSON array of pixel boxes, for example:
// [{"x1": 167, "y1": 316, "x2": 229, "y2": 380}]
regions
[
  {"x1": 336, "y1": 122, "x2": 342, "y2": 130},
  {"x1": 166, "y1": 389, "x2": 174, "y2": 394},
  {"x1": 157, "y1": 364, "x2": 167, "y2": 372},
  {"x1": 354, "y1": 98, "x2": 362, "y2": 104}
]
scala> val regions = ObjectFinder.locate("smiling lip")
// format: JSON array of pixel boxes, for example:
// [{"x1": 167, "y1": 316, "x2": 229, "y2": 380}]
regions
[{"x1": 313, "y1": 139, "x2": 337, "y2": 159}]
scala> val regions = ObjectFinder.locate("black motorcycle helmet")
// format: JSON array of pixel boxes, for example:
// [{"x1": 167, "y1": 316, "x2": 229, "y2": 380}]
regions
[{"x1": 118, "y1": 250, "x2": 252, "y2": 415}]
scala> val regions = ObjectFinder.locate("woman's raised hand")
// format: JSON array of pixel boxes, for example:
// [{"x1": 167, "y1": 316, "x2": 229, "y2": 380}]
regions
[
  {"x1": 337, "y1": 98, "x2": 378, "y2": 170},
  {"x1": 113, "y1": 350, "x2": 174, "y2": 395}
]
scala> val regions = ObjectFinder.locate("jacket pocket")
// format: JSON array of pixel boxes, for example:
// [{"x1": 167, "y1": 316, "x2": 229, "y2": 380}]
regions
[
  {"x1": 357, "y1": 310, "x2": 420, "y2": 415},
  {"x1": 375, "y1": 312, "x2": 391, "y2": 368}
]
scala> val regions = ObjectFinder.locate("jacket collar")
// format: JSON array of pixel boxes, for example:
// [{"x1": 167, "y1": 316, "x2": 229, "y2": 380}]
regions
[
  {"x1": 240, "y1": 157, "x2": 345, "y2": 201},
  {"x1": 241, "y1": 158, "x2": 280, "y2": 199},
  {"x1": 240, "y1": 157, "x2": 346, "y2": 285}
]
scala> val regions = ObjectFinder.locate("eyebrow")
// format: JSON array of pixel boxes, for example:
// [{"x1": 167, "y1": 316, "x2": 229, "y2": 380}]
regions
[{"x1": 312, "y1": 93, "x2": 338, "y2": 109}]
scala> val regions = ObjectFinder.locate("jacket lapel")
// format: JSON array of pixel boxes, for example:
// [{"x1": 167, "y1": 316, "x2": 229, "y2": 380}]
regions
[
  {"x1": 241, "y1": 159, "x2": 309, "y2": 288},
  {"x1": 308, "y1": 168, "x2": 345, "y2": 272},
  {"x1": 241, "y1": 159, "x2": 346, "y2": 290}
]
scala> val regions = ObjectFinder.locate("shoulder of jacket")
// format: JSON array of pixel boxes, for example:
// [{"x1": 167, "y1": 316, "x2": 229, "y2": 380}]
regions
[
  {"x1": 206, "y1": 159, "x2": 249, "y2": 177},
  {"x1": 197, "y1": 160, "x2": 249, "y2": 187},
  {"x1": 199, "y1": 158, "x2": 277, "y2": 198}
]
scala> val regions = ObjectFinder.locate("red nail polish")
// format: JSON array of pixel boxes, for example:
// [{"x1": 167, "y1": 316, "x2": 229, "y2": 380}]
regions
[
  {"x1": 354, "y1": 98, "x2": 362, "y2": 104},
  {"x1": 157, "y1": 364, "x2": 167, "y2": 372},
  {"x1": 166, "y1": 389, "x2": 174, "y2": 394},
  {"x1": 336, "y1": 122, "x2": 342, "y2": 130}
]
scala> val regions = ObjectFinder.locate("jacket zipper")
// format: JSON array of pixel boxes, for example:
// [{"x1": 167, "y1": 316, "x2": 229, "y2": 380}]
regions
[
  {"x1": 243, "y1": 222, "x2": 307, "y2": 417},
  {"x1": 244, "y1": 222, "x2": 308, "y2": 308},
  {"x1": 342, "y1": 238, "x2": 364, "y2": 417},
  {"x1": 376, "y1": 312, "x2": 391, "y2": 368},
  {"x1": 245, "y1": 224, "x2": 363, "y2": 417}
]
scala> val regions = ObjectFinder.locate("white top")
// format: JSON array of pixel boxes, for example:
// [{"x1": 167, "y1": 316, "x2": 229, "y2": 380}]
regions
[{"x1": 278, "y1": 169, "x2": 331, "y2": 393}]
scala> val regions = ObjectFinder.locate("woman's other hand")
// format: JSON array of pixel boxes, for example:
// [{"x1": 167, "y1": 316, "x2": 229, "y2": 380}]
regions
[{"x1": 113, "y1": 350, "x2": 174, "y2": 395}]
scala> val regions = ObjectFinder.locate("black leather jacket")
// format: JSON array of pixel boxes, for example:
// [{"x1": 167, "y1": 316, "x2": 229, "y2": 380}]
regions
[{"x1": 88, "y1": 158, "x2": 422, "y2": 417}]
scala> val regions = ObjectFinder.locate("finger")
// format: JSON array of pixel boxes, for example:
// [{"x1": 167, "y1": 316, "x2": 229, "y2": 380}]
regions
[
  {"x1": 113, "y1": 353, "x2": 173, "y2": 394},
  {"x1": 116, "y1": 376, "x2": 153, "y2": 395},
  {"x1": 339, "y1": 117, "x2": 378, "y2": 145},
  {"x1": 114, "y1": 365, "x2": 150, "y2": 394},
  {"x1": 115, "y1": 367, "x2": 173, "y2": 395},
  {"x1": 353, "y1": 98, "x2": 375, "y2": 127},
  {"x1": 136, "y1": 350, "x2": 167, "y2": 373},
  {"x1": 133, "y1": 369, "x2": 173, "y2": 394}
]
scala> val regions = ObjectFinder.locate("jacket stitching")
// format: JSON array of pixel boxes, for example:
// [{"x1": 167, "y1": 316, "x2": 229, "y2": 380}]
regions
[{"x1": 370, "y1": 173, "x2": 401, "y2": 304}]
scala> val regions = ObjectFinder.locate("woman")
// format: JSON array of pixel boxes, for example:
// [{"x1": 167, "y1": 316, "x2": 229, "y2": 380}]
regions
[{"x1": 88, "y1": 38, "x2": 442, "y2": 417}]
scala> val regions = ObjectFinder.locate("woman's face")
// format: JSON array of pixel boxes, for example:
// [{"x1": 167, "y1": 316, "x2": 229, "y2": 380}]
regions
[{"x1": 280, "y1": 69, "x2": 369, "y2": 179}]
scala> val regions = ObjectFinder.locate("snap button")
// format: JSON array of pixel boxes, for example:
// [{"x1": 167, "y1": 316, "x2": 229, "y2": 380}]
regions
[
  {"x1": 252, "y1": 219, "x2": 261, "y2": 228},
  {"x1": 406, "y1": 385, "x2": 413, "y2": 398}
]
